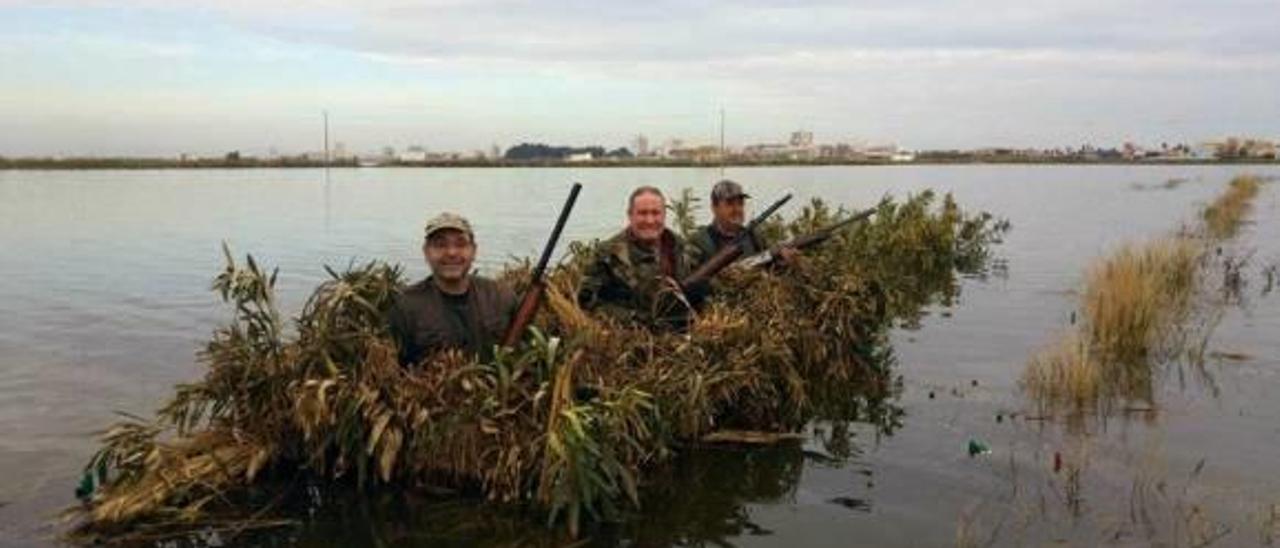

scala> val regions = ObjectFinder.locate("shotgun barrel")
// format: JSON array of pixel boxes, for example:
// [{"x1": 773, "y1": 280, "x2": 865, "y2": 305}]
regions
[
  {"x1": 738, "y1": 206, "x2": 876, "y2": 269},
  {"x1": 501, "y1": 182, "x2": 583, "y2": 347}
]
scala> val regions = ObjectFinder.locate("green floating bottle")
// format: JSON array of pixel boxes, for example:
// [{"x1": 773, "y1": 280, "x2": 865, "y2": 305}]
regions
[
  {"x1": 967, "y1": 438, "x2": 990, "y2": 457},
  {"x1": 74, "y1": 460, "x2": 109, "y2": 502},
  {"x1": 74, "y1": 470, "x2": 96, "y2": 502}
]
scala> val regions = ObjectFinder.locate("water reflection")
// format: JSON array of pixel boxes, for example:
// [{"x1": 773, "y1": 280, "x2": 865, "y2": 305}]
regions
[
  {"x1": 241, "y1": 439, "x2": 851, "y2": 547},
  {"x1": 118, "y1": 383, "x2": 904, "y2": 548}
]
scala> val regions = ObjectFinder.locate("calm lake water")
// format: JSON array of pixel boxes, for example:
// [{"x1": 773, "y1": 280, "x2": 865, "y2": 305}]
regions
[{"x1": 1, "y1": 166, "x2": 1277, "y2": 546}]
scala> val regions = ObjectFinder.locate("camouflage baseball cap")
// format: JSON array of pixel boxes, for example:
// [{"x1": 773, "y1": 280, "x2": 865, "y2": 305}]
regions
[
  {"x1": 710, "y1": 179, "x2": 751, "y2": 202},
  {"x1": 424, "y1": 212, "x2": 474, "y2": 239}
]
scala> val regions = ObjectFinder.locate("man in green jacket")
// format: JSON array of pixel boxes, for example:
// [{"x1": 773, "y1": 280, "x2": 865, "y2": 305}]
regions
[
  {"x1": 578, "y1": 186, "x2": 700, "y2": 329},
  {"x1": 390, "y1": 212, "x2": 516, "y2": 366},
  {"x1": 686, "y1": 179, "x2": 797, "y2": 271}
]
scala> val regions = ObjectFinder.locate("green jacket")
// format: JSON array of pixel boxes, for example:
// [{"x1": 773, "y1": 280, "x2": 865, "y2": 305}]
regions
[
  {"x1": 389, "y1": 275, "x2": 516, "y2": 366},
  {"x1": 685, "y1": 223, "x2": 768, "y2": 272},
  {"x1": 577, "y1": 228, "x2": 697, "y2": 328}
]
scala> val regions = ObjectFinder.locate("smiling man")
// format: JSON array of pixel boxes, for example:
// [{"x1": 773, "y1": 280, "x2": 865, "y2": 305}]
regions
[
  {"x1": 389, "y1": 212, "x2": 516, "y2": 366},
  {"x1": 578, "y1": 186, "x2": 698, "y2": 329}
]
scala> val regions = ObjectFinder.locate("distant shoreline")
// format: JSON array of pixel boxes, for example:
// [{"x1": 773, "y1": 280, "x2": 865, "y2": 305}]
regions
[{"x1": 2, "y1": 157, "x2": 1278, "y2": 170}]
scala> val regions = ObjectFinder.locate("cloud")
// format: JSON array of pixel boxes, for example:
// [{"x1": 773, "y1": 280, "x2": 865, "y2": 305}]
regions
[
  {"x1": 3, "y1": 0, "x2": 1277, "y2": 154},
  {"x1": 21, "y1": 0, "x2": 1280, "y2": 63},
  {"x1": 196, "y1": 0, "x2": 1280, "y2": 62}
]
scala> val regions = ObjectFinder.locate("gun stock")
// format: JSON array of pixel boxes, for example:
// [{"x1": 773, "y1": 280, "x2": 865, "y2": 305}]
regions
[
  {"x1": 501, "y1": 183, "x2": 582, "y2": 347},
  {"x1": 682, "y1": 245, "x2": 746, "y2": 289}
]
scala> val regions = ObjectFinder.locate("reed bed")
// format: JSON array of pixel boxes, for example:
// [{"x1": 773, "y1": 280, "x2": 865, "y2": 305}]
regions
[
  {"x1": 1023, "y1": 175, "x2": 1265, "y2": 413},
  {"x1": 1080, "y1": 238, "x2": 1200, "y2": 365},
  {"x1": 70, "y1": 190, "x2": 1006, "y2": 542},
  {"x1": 1202, "y1": 175, "x2": 1261, "y2": 239}
]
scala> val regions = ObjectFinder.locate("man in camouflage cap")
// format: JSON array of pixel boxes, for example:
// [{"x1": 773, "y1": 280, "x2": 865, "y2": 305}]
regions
[
  {"x1": 389, "y1": 212, "x2": 516, "y2": 366},
  {"x1": 577, "y1": 186, "x2": 701, "y2": 329},
  {"x1": 686, "y1": 179, "x2": 797, "y2": 271}
]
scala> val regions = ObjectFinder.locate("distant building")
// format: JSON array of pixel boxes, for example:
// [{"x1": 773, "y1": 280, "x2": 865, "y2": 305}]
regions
[
  {"x1": 633, "y1": 134, "x2": 650, "y2": 157},
  {"x1": 399, "y1": 146, "x2": 428, "y2": 163},
  {"x1": 891, "y1": 151, "x2": 916, "y2": 163},
  {"x1": 668, "y1": 145, "x2": 721, "y2": 162},
  {"x1": 789, "y1": 130, "x2": 814, "y2": 148},
  {"x1": 566, "y1": 152, "x2": 595, "y2": 162},
  {"x1": 741, "y1": 143, "x2": 789, "y2": 159},
  {"x1": 863, "y1": 145, "x2": 900, "y2": 161}
]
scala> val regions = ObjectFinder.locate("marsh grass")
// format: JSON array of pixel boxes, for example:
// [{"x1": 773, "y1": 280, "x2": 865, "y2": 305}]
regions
[
  {"x1": 70, "y1": 190, "x2": 1007, "y2": 543},
  {"x1": 1023, "y1": 175, "x2": 1265, "y2": 414},
  {"x1": 1022, "y1": 333, "x2": 1102, "y2": 413},
  {"x1": 1081, "y1": 238, "x2": 1200, "y2": 364},
  {"x1": 1202, "y1": 175, "x2": 1262, "y2": 239}
]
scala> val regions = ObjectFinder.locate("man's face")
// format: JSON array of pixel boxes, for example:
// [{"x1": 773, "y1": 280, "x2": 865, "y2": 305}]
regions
[
  {"x1": 711, "y1": 197, "x2": 746, "y2": 228},
  {"x1": 627, "y1": 192, "x2": 667, "y2": 243},
  {"x1": 423, "y1": 229, "x2": 476, "y2": 283}
]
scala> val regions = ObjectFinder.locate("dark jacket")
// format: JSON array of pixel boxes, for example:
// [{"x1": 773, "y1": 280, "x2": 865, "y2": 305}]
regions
[
  {"x1": 685, "y1": 223, "x2": 767, "y2": 272},
  {"x1": 389, "y1": 275, "x2": 516, "y2": 366},
  {"x1": 577, "y1": 228, "x2": 697, "y2": 328}
]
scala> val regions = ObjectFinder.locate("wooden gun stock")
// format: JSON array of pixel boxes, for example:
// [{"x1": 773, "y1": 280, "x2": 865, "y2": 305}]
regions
[{"x1": 681, "y1": 244, "x2": 746, "y2": 289}]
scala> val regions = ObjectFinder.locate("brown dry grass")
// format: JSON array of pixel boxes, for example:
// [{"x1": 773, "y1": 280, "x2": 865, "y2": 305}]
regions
[
  {"x1": 1081, "y1": 238, "x2": 1200, "y2": 364},
  {"x1": 1202, "y1": 175, "x2": 1262, "y2": 239},
  {"x1": 1023, "y1": 175, "x2": 1264, "y2": 413},
  {"x1": 1022, "y1": 333, "x2": 1101, "y2": 412}
]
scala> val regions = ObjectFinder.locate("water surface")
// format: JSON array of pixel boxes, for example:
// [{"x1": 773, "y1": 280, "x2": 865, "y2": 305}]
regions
[{"x1": 1, "y1": 166, "x2": 1277, "y2": 546}]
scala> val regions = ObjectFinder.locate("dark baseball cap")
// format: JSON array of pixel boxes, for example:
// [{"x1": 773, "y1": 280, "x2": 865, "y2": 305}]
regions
[{"x1": 710, "y1": 179, "x2": 750, "y2": 202}]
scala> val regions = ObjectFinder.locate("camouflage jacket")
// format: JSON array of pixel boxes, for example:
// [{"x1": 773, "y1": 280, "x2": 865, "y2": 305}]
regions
[
  {"x1": 388, "y1": 275, "x2": 516, "y2": 366},
  {"x1": 685, "y1": 223, "x2": 768, "y2": 272},
  {"x1": 577, "y1": 228, "x2": 696, "y2": 328}
]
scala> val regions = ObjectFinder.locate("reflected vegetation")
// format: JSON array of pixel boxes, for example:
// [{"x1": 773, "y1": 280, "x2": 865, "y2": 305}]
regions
[{"x1": 77, "y1": 378, "x2": 902, "y2": 547}]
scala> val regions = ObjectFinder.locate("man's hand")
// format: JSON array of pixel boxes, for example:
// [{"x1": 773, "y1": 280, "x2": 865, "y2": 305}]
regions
[{"x1": 775, "y1": 246, "x2": 800, "y2": 265}]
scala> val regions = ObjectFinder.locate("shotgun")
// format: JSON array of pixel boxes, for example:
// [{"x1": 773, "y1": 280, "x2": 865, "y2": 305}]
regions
[
  {"x1": 738, "y1": 206, "x2": 877, "y2": 269},
  {"x1": 680, "y1": 192, "x2": 792, "y2": 289},
  {"x1": 501, "y1": 182, "x2": 583, "y2": 347}
]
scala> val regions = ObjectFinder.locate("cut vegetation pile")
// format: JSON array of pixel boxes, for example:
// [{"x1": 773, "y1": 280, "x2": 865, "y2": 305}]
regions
[
  {"x1": 1023, "y1": 175, "x2": 1265, "y2": 413},
  {"x1": 71, "y1": 190, "x2": 1007, "y2": 542}
]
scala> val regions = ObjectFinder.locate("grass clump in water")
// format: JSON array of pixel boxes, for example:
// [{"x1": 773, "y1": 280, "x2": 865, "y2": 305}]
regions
[
  {"x1": 1080, "y1": 238, "x2": 1200, "y2": 365},
  {"x1": 1023, "y1": 175, "x2": 1265, "y2": 413},
  {"x1": 1202, "y1": 175, "x2": 1262, "y2": 239},
  {"x1": 1022, "y1": 239, "x2": 1198, "y2": 411},
  {"x1": 69, "y1": 190, "x2": 1007, "y2": 543},
  {"x1": 1022, "y1": 333, "x2": 1101, "y2": 412}
]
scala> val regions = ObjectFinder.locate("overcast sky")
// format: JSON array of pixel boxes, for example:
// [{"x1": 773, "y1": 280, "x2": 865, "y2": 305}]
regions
[{"x1": 2, "y1": 1, "x2": 1277, "y2": 156}]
